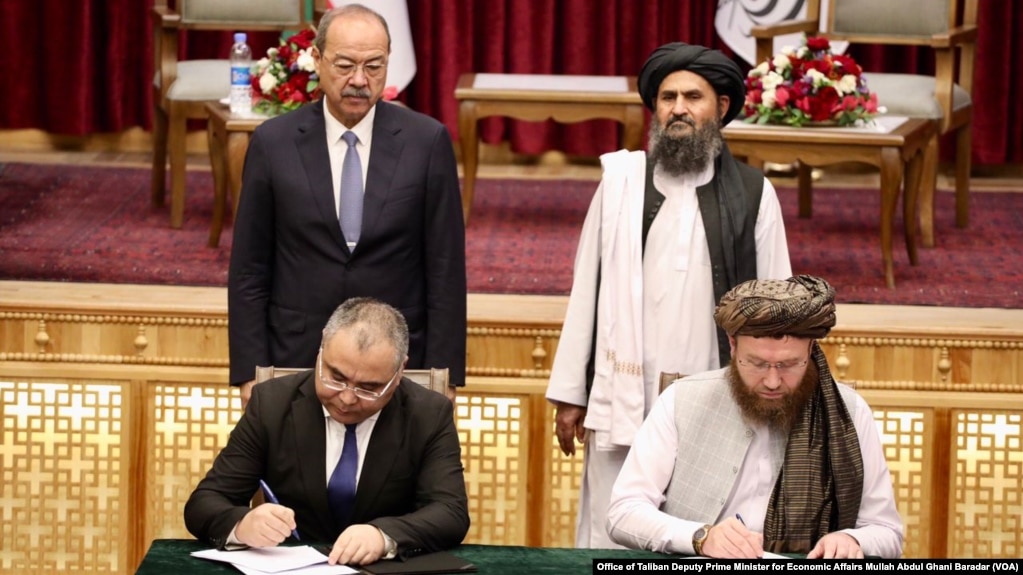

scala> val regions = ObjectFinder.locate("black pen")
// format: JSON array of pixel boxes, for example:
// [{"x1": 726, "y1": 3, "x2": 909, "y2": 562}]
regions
[
  {"x1": 259, "y1": 479, "x2": 301, "y2": 541},
  {"x1": 736, "y1": 513, "x2": 746, "y2": 526}
]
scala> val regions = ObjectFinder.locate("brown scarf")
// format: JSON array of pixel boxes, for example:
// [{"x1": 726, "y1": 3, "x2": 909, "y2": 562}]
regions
[{"x1": 762, "y1": 342, "x2": 864, "y2": 553}]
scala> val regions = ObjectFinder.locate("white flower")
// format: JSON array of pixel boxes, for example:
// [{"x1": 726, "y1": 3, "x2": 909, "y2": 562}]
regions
[
  {"x1": 761, "y1": 89, "x2": 777, "y2": 109},
  {"x1": 761, "y1": 71, "x2": 785, "y2": 91},
  {"x1": 836, "y1": 74, "x2": 859, "y2": 95},
  {"x1": 781, "y1": 45, "x2": 796, "y2": 56},
  {"x1": 267, "y1": 48, "x2": 279, "y2": 58},
  {"x1": 296, "y1": 48, "x2": 316, "y2": 73},
  {"x1": 796, "y1": 46, "x2": 809, "y2": 59},
  {"x1": 772, "y1": 53, "x2": 791, "y2": 72},
  {"x1": 753, "y1": 61, "x2": 770, "y2": 76},
  {"x1": 259, "y1": 71, "x2": 278, "y2": 94},
  {"x1": 805, "y1": 68, "x2": 828, "y2": 87}
]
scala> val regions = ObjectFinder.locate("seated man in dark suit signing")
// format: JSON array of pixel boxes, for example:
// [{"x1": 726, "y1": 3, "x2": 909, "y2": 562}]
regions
[
  {"x1": 185, "y1": 297, "x2": 469, "y2": 565},
  {"x1": 606, "y1": 275, "x2": 903, "y2": 558}
]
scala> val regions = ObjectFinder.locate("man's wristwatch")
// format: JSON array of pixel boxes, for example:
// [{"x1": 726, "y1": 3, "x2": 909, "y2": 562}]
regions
[{"x1": 692, "y1": 524, "x2": 712, "y2": 556}]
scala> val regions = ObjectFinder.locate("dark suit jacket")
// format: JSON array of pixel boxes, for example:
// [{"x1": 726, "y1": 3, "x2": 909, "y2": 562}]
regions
[
  {"x1": 228, "y1": 100, "x2": 467, "y2": 386},
  {"x1": 183, "y1": 372, "x2": 470, "y2": 556}
]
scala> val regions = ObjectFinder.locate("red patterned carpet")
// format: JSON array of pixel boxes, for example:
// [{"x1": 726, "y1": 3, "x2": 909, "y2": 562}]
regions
[{"x1": 1, "y1": 162, "x2": 1021, "y2": 308}]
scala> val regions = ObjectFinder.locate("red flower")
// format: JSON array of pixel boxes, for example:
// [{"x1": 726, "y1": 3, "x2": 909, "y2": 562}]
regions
[
  {"x1": 807, "y1": 86, "x2": 839, "y2": 121},
  {"x1": 833, "y1": 55, "x2": 862, "y2": 76},
  {"x1": 864, "y1": 92, "x2": 879, "y2": 113},
  {"x1": 289, "y1": 29, "x2": 315, "y2": 50},
  {"x1": 775, "y1": 86, "x2": 791, "y2": 108},
  {"x1": 806, "y1": 36, "x2": 831, "y2": 52}
]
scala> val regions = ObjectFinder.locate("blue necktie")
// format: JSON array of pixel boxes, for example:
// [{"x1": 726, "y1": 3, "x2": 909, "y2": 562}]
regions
[
  {"x1": 339, "y1": 131, "x2": 363, "y2": 249},
  {"x1": 327, "y1": 423, "x2": 358, "y2": 523}
]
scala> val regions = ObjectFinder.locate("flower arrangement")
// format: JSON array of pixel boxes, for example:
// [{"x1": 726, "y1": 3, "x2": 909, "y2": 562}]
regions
[
  {"x1": 742, "y1": 35, "x2": 881, "y2": 127},
  {"x1": 251, "y1": 28, "x2": 321, "y2": 116}
]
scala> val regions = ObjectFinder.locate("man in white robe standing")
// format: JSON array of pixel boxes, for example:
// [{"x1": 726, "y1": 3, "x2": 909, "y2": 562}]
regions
[{"x1": 545, "y1": 42, "x2": 793, "y2": 549}]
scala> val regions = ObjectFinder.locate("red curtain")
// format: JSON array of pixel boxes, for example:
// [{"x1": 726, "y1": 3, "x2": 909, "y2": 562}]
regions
[{"x1": 1, "y1": 0, "x2": 1020, "y2": 165}]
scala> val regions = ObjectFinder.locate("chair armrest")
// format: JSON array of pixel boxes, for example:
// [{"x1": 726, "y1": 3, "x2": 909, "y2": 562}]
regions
[
  {"x1": 151, "y1": 5, "x2": 181, "y2": 28},
  {"x1": 750, "y1": 18, "x2": 819, "y2": 39},
  {"x1": 751, "y1": 18, "x2": 819, "y2": 65},
  {"x1": 152, "y1": 5, "x2": 181, "y2": 101},
  {"x1": 931, "y1": 24, "x2": 978, "y2": 48}
]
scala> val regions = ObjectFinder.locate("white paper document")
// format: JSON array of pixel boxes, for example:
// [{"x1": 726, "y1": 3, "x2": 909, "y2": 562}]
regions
[
  {"x1": 234, "y1": 563, "x2": 357, "y2": 575},
  {"x1": 191, "y1": 546, "x2": 357, "y2": 574}
]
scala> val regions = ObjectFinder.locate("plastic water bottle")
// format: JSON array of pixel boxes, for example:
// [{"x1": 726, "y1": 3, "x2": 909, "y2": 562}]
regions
[{"x1": 229, "y1": 32, "x2": 253, "y2": 115}]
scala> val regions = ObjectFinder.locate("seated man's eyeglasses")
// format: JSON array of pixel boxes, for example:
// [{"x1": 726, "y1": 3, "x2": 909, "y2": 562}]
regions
[
  {"x1": 736, "y1": 357, "x2": 809, "y2": 376},
  {"x1": 329, "y1": 57, "x2": 387, "y2": 79},
  {"x1": 317, "y1": 346, "x2": 400, "y2": 400}
]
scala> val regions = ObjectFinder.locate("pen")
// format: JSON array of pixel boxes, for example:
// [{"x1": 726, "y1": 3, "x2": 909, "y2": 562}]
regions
[
  {"x1": 259, "y1": 479, "x2": 301, "y2": 541},
  {"x1": 736, "y1": 513, "x2": 746, "y2": 526}
]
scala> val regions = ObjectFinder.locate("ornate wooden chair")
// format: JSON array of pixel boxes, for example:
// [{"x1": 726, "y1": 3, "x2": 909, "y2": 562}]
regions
[
  {"x1": 658, "y1": 372, "x2": 685, "y2": 395},
  {"x1": 151, "y1": 0, "x2": 311, "y2": 229},
  {"x1": 752, "y1": 0, "x2": 977, "y2": 246}
]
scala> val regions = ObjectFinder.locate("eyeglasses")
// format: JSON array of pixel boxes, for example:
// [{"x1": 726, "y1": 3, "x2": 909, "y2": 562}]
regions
[
  {"x1": 317, "y1": 347, "x2": 400, "y2": 401},
  {"x1": 327, "y1": 58, "x2": 387, "y2": 79},
  {"x1": 736, "y1": 357, "x2": 809, "y2": 377}
]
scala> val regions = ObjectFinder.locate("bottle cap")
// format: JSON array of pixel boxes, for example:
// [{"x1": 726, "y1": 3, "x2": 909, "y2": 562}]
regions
[{"x1": 234, "y1": 32, "x2": 247, "y2": 43}]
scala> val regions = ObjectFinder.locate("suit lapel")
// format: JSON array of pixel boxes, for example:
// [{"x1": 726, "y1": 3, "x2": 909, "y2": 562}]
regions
[
  {"x1": 360, "y1": 102, "x2": 403, "y2": 244},
  {"x1": 353, "y1": 382, "x2": 406, "y2": 519},
  {"x1": 295, "y1": 100, "x2": 348, "y2": 253},
  {"x1": 292, "y1": 375, "x2": 334, "y2": 531}
]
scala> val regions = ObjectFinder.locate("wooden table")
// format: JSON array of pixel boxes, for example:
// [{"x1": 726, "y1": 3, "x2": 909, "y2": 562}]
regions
[
  {"x1": 454, "y1": 73, "x2": 645, "y2": 224},
  {"x1": 723, "y1": 116, "x2": 936, "y2": 289},
  {"x1": 204, "y1": 102, "x2": 268, "y2": 248}
]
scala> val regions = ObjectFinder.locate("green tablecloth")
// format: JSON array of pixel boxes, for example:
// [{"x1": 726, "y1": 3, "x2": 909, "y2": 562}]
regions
[{"x1": 136, "y1": 539, "x2": 666, "y2": 575}]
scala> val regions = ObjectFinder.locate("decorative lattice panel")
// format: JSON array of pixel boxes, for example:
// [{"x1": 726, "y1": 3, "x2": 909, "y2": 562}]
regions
[
  {"x1": 148, "y1": 384, "x2": 241, "y2": 541},
  {"x1": 874, "y1": 409, "x2": 929, "y2": 558},
  {"x1": 953, "y1": 411, "x2": 1023, "y2": 558},
  {"x1": 0, "y1": 379, "x2": 124, "y2": 572},
  {"x1": 456, "y1": 395, "x2": 524, "y2": 544}
]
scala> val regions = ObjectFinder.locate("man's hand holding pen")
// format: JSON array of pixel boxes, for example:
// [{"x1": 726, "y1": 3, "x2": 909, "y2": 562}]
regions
[
  {"x1": 701, "y1": 514, "x2": 764, "y2": 559},
  {"x1": 231, "y1": 479, "x2": 300, "y2": 548},
  {"x1": 234, "y1": 503, "x2": 299, "y2": 548}
]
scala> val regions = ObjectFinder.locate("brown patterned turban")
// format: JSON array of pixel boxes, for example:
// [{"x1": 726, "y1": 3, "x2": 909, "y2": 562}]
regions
[
  {"x1": 637, "y1": 41, "x2": 746, "y2": 123},
  {"x1": 714, "y1": 275, "x2": 837, "y2": 339}
]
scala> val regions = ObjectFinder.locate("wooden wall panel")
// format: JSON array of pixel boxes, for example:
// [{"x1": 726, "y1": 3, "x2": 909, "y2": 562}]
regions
[{"x1": 2, "y1": 281, "x2": 1023, "y2": 573}]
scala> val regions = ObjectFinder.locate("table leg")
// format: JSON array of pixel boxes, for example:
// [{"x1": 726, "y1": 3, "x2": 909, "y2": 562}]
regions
[
  {"x1": 879, "y1": 147, "x2": 904, "y2": 289},
  {"x1": 226, "y1": 132, "x2": 250, "y2": 221},
  {"x1": 903, "y1": 147, "x2": 924, "y2": 266},
  {"x1": 168, "y1": 100, "x2": 188, "y2": 229},
  {"x1": 955, "y1": 125, "x2": 971, "y2": 228},
  {"x1": 918, "y1": 135, "x2": 938, "y2": 248},
  {"x1": 798, "y1": 162, "x2": 813, "y2": 218},
  {"x1": 621, "y1": 105, "x2": 645, "y2": 151},
  {"x1": 458, "y1": 100, "x2": 480, "y2": 225},
  {"x1": 207, "y1": 122, "x2": 229, "y2": 248}
]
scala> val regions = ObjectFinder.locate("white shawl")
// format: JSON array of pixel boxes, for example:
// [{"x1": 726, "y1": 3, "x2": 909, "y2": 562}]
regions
[{"x1": 546, "y1": 149, "x2": 647, "y2": 449}]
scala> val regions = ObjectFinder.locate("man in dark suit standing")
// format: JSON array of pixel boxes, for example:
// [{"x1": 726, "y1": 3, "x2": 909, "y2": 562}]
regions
[
  {"x1": 228, "y1": 4, "x2": 466, "y2": 407},
  {"x1": 185, "y1": 298, "x2": 470, "y2": 566}
]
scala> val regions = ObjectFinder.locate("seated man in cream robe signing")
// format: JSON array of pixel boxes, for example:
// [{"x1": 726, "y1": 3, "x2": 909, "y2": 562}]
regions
[
  {"x1": 546, "y1": 41, "x2": 791, "y2": 549},
  {"x1": 184, "y1": 298, "x2": 469, "y2": 566},
  {"x1": 606, "y1": 276, "x2": 903, "y2": 558}
]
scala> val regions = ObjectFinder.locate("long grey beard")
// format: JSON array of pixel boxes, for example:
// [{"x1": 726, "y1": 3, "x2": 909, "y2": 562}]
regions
[{"x1": 647, "y1": 116, "x2": 724, "y2": 178}]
